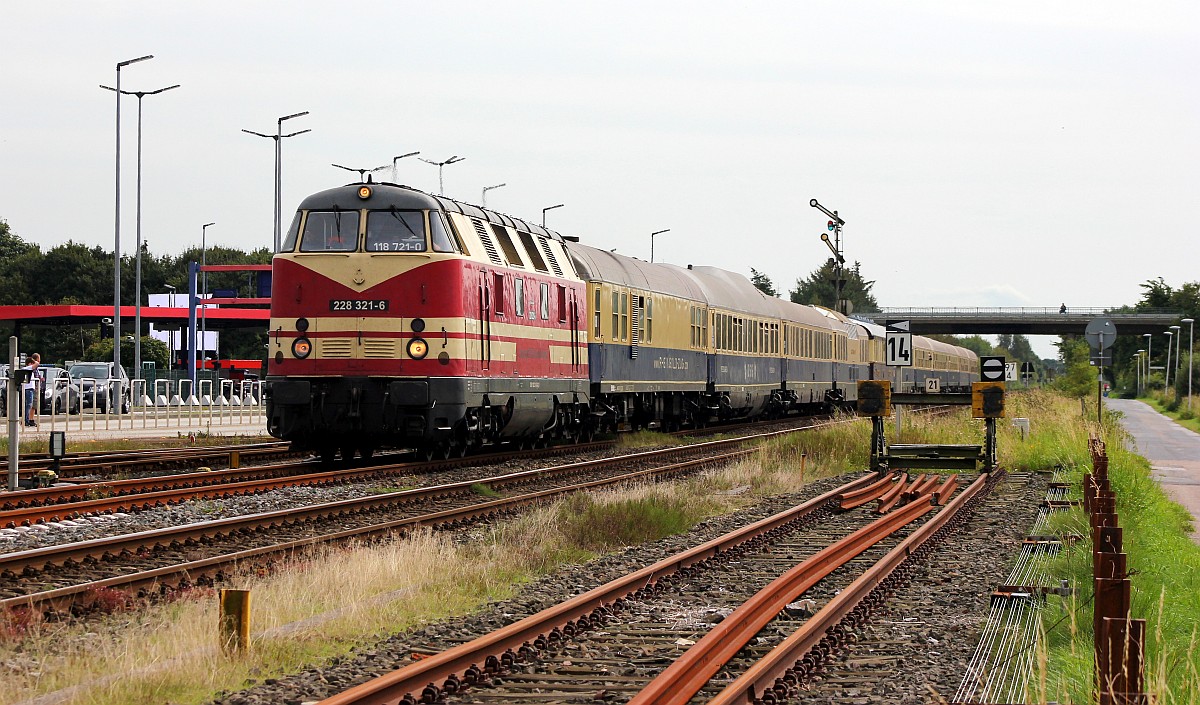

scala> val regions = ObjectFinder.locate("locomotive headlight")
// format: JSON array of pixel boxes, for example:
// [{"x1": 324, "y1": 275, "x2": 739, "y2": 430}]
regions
[
  {"x1": 407, "y1": 338, "x2": 429, "y2": 360},
  {"x1": 292, "y1": 337, "x2": 313, "y2": 359},
  {"x1": 358, "y1": 186, "x2": 372, "y2": 199}
]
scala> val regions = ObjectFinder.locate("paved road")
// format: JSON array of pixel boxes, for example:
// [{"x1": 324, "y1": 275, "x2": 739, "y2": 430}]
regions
[{"x1": 1106, "y1": 398, "x2": 1200, "y2": 542}]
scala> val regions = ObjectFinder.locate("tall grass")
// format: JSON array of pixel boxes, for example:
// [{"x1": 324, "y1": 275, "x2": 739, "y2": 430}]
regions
[{"x1": 1017, "y1": 394, "x2": 1200, "y2": 704}]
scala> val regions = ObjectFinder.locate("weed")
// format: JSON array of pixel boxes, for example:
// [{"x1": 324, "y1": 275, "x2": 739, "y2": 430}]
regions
[{"x1": 469, "y1": 483, "x2": 500, "y2": 498}]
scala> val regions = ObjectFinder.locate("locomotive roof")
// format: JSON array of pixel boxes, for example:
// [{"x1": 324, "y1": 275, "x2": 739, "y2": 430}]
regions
[{"x1": 302, "y1": 182, "x2": 568, "y2": 243}]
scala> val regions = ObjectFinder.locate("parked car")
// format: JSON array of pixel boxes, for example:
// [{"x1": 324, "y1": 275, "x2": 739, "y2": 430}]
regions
[
  {"x1": 39, "y1": 365, "x2": 81, "y2": 414},
  {"x1": 68, "y1": 362, "x2": 131, "y2": 414}
]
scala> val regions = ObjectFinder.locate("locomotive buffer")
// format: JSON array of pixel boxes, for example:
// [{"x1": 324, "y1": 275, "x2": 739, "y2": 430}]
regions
[{"x1": 858, "y1": 373, "x2": 1004, "y2": 473}]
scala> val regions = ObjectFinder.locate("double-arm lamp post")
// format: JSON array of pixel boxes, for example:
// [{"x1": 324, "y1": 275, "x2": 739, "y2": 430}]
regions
[{"x1": 242, "y1": 111, "x2": 310, "y2": 253}]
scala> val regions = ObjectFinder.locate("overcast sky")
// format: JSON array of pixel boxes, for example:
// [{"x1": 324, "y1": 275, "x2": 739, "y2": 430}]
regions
[{"x1": 2, "y1": 1, "x2": 1196, "y2": 358}]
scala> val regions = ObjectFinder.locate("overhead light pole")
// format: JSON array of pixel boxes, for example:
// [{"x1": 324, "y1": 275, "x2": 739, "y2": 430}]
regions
[
  {"x1": 419, "y1": 156, "x2": 465, "y2": 196},
  {"x1": 111, "y1": 53, "x2": 153, "y2": 409},
  {"x1": 332, "y1": 163, "x2": 389, "y2": 181},
  {"x1": 482, "y1": 183, "x2": 506, "y2": 208},
  {"x1": 1183, "y1": 318, "x2": 1195, "y2": 410},
  {"x1": 650, "y1": 229, "x2": 670, "y2": 263},
  {"x1": 1171, "y1": 324, "x2": 1182, "y2": 394},
  {"x1": 1165, "y1": 331, "x2": 1174, "y2": 390},
  {"x1": 242, "y1": 111, "x2": 310, "y2": 253},
  {"x1": 810, "y1": 199, "x2": 847, "y2": 314},
  {"x1": 391, "y1": 152, "x2": 419, "y2": 183},
  {"x1": 542, "y1": 203, "x2": 564, "y2": 228},
  {"x1": 1136, "y1": 349, "x2": 1145, "y2": 397},
  {"x1": 1144, "y1": 333, "x2": 1153, "y2": 390},
  {"x1": 100, "y1": 81, "x2": 178, "y2": 386},
  {"x1": 201, "y1": 222, "x2": 215, "y2": 370}
]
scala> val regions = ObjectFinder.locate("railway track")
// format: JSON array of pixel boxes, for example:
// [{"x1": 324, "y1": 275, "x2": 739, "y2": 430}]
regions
[
  {"x1": 0, "y1": 414, "x2": 850, "y2": 527},
  {"x1": 0, "y1": 441, "x2": 301, "y2": 481},
  {"x1": 0, "y1": 423, "x2": 831, "y2": 615},
  {"x1": 310, "y1": 471, "x2": 1000, "y2": 705}
]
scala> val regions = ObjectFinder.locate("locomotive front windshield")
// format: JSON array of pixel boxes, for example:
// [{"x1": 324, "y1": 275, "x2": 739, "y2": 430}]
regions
[
  {"x1": 289, "y1": 209, "x2": 457, "y2": 253},
  {"x1": 366, "y1": 210, "x2": 426, "y2": 252},
  {"x1": 300, "y1": 211, "x2": 360, "y2": 252}
]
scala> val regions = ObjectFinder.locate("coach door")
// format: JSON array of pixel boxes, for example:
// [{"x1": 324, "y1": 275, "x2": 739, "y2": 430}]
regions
[{"x1": 569, "y1": 289, "x2": 581, "y2": 371}]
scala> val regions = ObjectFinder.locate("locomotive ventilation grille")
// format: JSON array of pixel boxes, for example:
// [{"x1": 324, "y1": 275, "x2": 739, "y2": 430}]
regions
[
  {"x1": 363, "y1": 339, "x2": 398, "y2": 358},
  {"x1": 320, "y1": 338, "x2": 354, "y2": 358},
  {"x1": 471, "y1": 218, "x2": 504, "y2": 265}
]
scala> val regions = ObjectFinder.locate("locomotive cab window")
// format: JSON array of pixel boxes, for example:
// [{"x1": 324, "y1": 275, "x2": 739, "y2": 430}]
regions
[
  {"x1": 366, "y1": 210, "x2": 426, "y2": 252},
  {"x1": 430, "y1": 213, "x2": 456, "y2": 253},
  {"x1": 301, "y1": 211, "x2": 360, "y2": 252},
  {"x1": 282, "y1": 211, "x2": 302, "y2": 251}
]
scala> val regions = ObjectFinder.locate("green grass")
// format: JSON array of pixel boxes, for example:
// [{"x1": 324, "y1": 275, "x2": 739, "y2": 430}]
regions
[
  {"x1": 469, "y1": 482, "x2": 501, "y2": 498},
  {"x1": 1140, "y1": 392, "x2": 1200, "y2": 434},
  {"x1": 1015, "y1": 395, "x2": 1200, "y2": 704}
]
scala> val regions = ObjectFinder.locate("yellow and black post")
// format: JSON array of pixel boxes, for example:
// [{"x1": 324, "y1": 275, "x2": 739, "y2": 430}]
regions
[
  {"x1": 219, "y1": 588, "x2": 252, "y2": 654},
  {"x1": 858, "y1": 380, "x2": 891, "y2": 472},
  {"x1": 972, "y1": 382, "x2": 1005, "y2": 470}
]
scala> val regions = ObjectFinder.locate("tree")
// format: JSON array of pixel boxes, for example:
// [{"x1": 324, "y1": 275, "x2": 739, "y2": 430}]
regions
[
  {"x1": 749, "y1": 268, "x2": 778, "y2": 297},
  {"x1": 0, "y1": 220, "x2": 39, "y2": 304},
  {"x1": 789, "y1": 260, "x2": 879, "y2": 313},
  {"x1": 83, "y1": 336, "x2": 169, "y2": 368},
  {"x1": 1053, "y1": 337, "x2": 1096, "y2": 399}
]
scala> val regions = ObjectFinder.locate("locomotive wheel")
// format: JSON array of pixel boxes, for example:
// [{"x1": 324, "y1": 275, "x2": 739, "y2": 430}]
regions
[
  {"x1": 358, "y1": 444, "x2": 375, "y2": 460},
  {"x1": 419, "y1": 445, "x2": 436, "y2": 462},
  {"x1": 439, "y1": 443, "x2": 453, "y2": 460},
  {"x1": 340, "y1": 445, "x2": 357, "y2": 462},
  {"x1": 453, "y1": 441, "x2": 468, "y2": 458},
  {"x1": 318, "y1": 446, "x2": 337, "y2": 465}
]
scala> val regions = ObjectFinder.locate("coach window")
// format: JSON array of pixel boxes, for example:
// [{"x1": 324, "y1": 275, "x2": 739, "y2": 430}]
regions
[
  {"x1": 540, "y1": 282, "x2": 550, "y2": 320},
  {"x1": 282, "y1": 212, "x2": 302, "y2": 251},
  {"x1": 365, "y1": 210, "x2": 425, "y2": 252},
  {"x1": 301, "y1": 211, "x2": 360, "y2": 252},
  {"x1": 643, "y1": 296, "x2": 653, "y2": 342},
  {"x1": 593, "y1": 287, "x2": 601, "y2": 338},
  {"x1": 611, "y1": 291, "x2": 619, "y2": 339},
  {"x1": 430, "y1": 213, "x2": 456, "y2": 253},
  {"x1": 620, "y1": 293, "x2": 629, "y2": 341},
  {"x1": 515, "y1": 278, "x2": 525, "y2": 318}
]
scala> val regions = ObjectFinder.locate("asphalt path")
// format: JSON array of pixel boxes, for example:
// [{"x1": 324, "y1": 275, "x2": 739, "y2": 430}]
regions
[{"x1": 1106, "y1": 398, "x2": 1200, "y2": 542}]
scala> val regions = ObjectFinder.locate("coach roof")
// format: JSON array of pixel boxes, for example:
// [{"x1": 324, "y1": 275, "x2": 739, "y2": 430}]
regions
[{"x1": 565, "y1": 244, "x2": 708, "y2": 302}]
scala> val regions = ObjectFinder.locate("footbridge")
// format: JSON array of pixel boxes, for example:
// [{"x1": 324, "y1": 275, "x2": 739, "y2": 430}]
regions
[{"x1": 855, "y1": 307, "x2": 1185, "y2": 337}]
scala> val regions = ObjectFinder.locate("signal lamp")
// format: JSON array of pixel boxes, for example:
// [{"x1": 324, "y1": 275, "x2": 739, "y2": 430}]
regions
[
  {"x1": 411, "y1": 318, "x2": 426, "y2": 333},
  {"x1": 407, "y1": 338, "x2": 429, "y2": 360},
  {"x1": 358, "y1": 186, "x2": 372, "y2": 199},
  {"x1": 292, "y1": 337, "x2": 313, "y2": 359},
  {"x1": 296, "y1": 317, "x2": 309, "y2": 332}
]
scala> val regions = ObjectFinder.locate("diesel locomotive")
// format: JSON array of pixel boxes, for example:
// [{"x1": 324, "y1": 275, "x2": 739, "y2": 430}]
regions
[{"x1": 263, "y1": 181, "x2": 977, "y2": 461}]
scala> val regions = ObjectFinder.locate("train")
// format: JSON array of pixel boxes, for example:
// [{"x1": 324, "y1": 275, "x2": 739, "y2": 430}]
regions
[{"x1": 263, "y1": 181, "x2": 978, "y2": 461}]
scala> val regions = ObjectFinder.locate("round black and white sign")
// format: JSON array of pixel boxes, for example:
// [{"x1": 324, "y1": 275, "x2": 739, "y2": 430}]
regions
[{"x1": 980, "y1": 356, "x2": 1006, "y2": 382}]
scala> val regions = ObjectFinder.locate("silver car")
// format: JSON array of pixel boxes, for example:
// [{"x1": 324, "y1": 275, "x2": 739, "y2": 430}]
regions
[{"x1": 68, "y1": 362, "x2": 131, "y2": 414}]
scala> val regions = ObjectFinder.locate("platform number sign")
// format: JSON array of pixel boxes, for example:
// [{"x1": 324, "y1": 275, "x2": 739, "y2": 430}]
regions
[{"x1": 885, "y1": 320, "x2": 913, "y2": 367}]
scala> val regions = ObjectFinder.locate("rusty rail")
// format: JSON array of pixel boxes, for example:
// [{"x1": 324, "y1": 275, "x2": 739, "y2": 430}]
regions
[
  {"x1": 313, "y1": 472, "x2": 885, "y2": 705},
  {"x1": 707, "y1": 471, "x2": 1000, "y2": 705},
  {"x1": 628, "y1": 477, "x2": 955, "y2": 705}
]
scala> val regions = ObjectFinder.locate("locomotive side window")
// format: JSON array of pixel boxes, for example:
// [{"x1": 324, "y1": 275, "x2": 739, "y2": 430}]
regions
[
  {"x1": 282, "y1": 212, "x2": 302, "y2": 251},
  {"x1": 366, "y1": 210, "x2": 426, "y2": 252},
  {"x1": 301, "y1": 211, "x2": 360, "y2": 252},
  {"x1": 430, "y1": 213, "x2": 456, "y2": 253},
  {"x1": 515, "y1": 278, "x2": 525, "y2": 318},
  {"x1": 540, "y1": 283, "x2": 550, "y2": 320}
]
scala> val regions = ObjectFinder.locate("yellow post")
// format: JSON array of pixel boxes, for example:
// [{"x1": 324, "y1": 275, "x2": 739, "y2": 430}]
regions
[
  {"x1": 799, "y1": 452, "x2": 807, "y2": 484},
  {"x1": 229, "y1": 450, "x2": 241, "y2": 469},
  {"x1": 219, "y1": 588, "x2": 252, "y2": 653}
]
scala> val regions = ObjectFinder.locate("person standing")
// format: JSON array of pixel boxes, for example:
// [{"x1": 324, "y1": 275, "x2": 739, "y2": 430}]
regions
[{"x1": 21, "y1": 353, "x2": 40, "y2": 427}]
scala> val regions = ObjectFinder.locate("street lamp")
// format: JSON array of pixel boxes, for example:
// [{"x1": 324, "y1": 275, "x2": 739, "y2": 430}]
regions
[
  {"x1": 1183, "y1": 318, "x2": 1195, "y2": 411},
  {"x1": 100, "y1": 81, "x2": 179, "y2": 384},
  {"x1": 242, "y1": 111, "x2": 310, "y2": 253},
  {"x1": 201, "y1": 222, "x2": 215, "y2": 371},
  {"x1": 1165, "y1": 331, "x2": 1174, "y2": 390},
  {"x1": 111, "y1": 53, "x2": 153, "y2": 409},
  {"x1": 1136, "y1": 349, "x2": 1145, "y2": 397},
  {"x1": 542, "y1": 203, "x2": 564, "y2": 228},
  {"x1": 482, "y1": 183, "x2": 506, "y2": 208},
  {"x1": 332, "y1": 163, "x2": 389, "y2": 181},
  {"x1": 419, "y1": 155, "x2": 465, "y2": 196},
  {"x1": 1171, "y1": 325, "x2": 1182, "y2": 394},
  {"x1": 165, "y1": 284, "x2": 176, "y2": 370},
  {"x1": 810, "y1": 199, "x2": 847, "y2": 314},
  {"x1": 391, "y1": 152, "x2": 419, "y2": 183},
  {"x1": 650, "y1": 229, "x2": 671, "y2": 263},
  {"x1": 1144, "y1": 333, "x2": 1153, "y2": 389}
]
